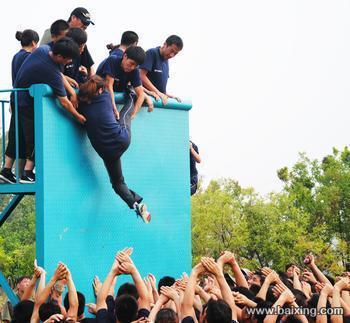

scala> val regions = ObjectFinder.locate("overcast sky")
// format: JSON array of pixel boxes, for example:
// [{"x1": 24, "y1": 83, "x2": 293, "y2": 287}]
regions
[{"x1": 1, "y1": 0, "x2": 350, "y2": 195}]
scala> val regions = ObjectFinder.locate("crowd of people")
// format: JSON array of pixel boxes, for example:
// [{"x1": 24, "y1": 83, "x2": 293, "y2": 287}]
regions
[
  {"x1": 1, "y1": 249, "x2": 350, "y2": 322},
  {"x1": 0, "y1": 7, "x2": 204, "y2": 223}
]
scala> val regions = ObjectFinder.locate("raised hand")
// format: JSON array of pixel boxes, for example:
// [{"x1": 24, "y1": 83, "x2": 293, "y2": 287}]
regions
[
  {"x1": 53, "y1": 263, "x2": 68, "y2": 281},
  {"x1": 119, "y1": 262, "x2": 136, "y2": 275},
  {"x1": 160, "y1": 286, "x2": 179, "y2": 301},
  {"x1": 266, "y1": 270, "x2": 280, "y2": 285},
  {"x1": 201, "y1": 257, "x2": 222, "y2": 277},
  {"x1": 217, "y1": 251, "x2": 236, "y2": 266},
  {"x1": 280, "y1": 289, "x2": 295, "y2": 304},
  {"x1": 334, "y1": 277, "x2": 350, "y2": 291},
  {"x1": 302, "y1": 270, "x2": 317, "y2": 284},
  {"x1": 86, "y1": 303, "x2": 97, "y2": 314},
  {"x1": 261, "y1": 267, "x2": 273, "y2": 277},
  {"x1": 232, "y1": 292, "x2": 250, "y2": 306},
  {"x1": 43, "y1": 314, "x2": 64, "y2": 323},
  {"x1": 93, "y1": 276, "x2": 102, "y2": 297},
  {"x1": 303, "y1": 253, "x2": 315, "y2": 266}
]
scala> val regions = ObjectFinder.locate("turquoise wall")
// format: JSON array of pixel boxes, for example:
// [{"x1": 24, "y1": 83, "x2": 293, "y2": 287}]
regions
[{"x1": 31, "y1": 85, "x2": 191, "y2": 311}]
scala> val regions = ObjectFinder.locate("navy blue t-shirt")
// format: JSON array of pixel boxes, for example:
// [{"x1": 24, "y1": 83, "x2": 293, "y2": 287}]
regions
[
  {"x1": 64, "y1": 56, "x2": 84, "y2": 83},
  {"x1": 109, "y1": 47, "x2": 124, "y2": 57},
  {"x1": 79, "y1": 91, "x2": 130, "y2": 159},
  {"x1": 14, "y1": 45, "x2": 66, "y2": 107},
  {"x1": 140, "y1": 47, "x2": 169, "y2": 93},
  {"x1": 190, "y1": 142, "x2": 199, "y2": 177},
  {"x1": 11, "y1": 49, "x2": 30, "y2": 86},
  {"x1": 96, "y1": 55, "x2": 141, "y2": 92}
]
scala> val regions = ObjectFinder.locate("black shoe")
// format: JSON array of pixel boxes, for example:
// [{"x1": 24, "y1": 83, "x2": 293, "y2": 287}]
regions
[
  {"x1": 0, "y1": 168, "x2": 17, "y2": 184},
  {"x1": 20, "y1": 171, "x2": 35, "y2": 184}
]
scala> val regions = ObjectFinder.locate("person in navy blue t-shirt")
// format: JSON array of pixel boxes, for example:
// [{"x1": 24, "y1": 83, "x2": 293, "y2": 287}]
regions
[
  {"x1": 78, "y1": 76, "x2": 151, "y2": 223},
  {"x1": 63, "y1": 28, "x2": 88, "y2": 84},
  {"x1": 106, "y1": 30, "x2": 139, "y2": 58},
  {"x1": 0, "y1": 29, "x2": 39, "y2": 184},
  {"x1": 97, "y1": 46, "x2": 150, "y2": 120},
  {"x1": 140, "y1": 35, "x2": 183, "y2": 106},
  {"x1": 1, "y1": 38, "x2": 86, "y2": 184},
  {"x1": 190, "y1": 141, "x2": 201, "y2": 195}
]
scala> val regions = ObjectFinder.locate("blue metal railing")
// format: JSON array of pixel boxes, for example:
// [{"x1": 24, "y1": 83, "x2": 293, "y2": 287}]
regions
[{"x1": 0, "y1": 88, "x2": 29, "y2": 184}]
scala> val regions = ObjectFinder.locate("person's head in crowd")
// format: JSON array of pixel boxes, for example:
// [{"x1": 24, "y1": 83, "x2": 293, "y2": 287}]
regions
[
  {"x1": 200, "y1": 299, "x2": 232, "y2": 323},
  {"x1": 247, "y1": 271, "x2": 265, "y2": 287},
  {"x1": 12, "y1": 300, "x2": 34, "y2": 323},
  {"x1": 292, "y1": 288, "x2": 307, "y2": 307},
  {"x1": 106, "y1": 31, "x2": 139, "y2": 53},
  {"x1": 158, "y1": 276, "x2": 176, "y2": 293},
  {"x1": 285, "y1": 315, "x2": 304, "y2": 323},
  {"x1": 121, "y1": 46, "x2": 145, "y2": 72},
  {"x1": 251, "y1": 300, "x2": 273, "y2": 323},
  {"x1": 66, "y1": 27, "x2": 87, "y2": 54},
  {"x1": 50, "y1": 20, "x2": 69, "y2": 43},
  {"x1": 249, "y1": 283, "x2": 261, "y2": 296},
  {"x1": 16, "y1": 276, "x2": 31, "y2": 298},
  {"x1": 15, "y1": 30, "x2": 39, "y2": 52},
  {"x1": 51, "y1": 37, "x2": 80, "y2": 65},
  {"x1": 285, "y1": 263, "x2": 296, "y2": 278},
  {"x1": 114, "y1": 294, "x2": 138, "y2": 323},
  {"x1": 64, "y1": 291, "x2": 85, "y2": 320},
  {"x1": 155, "y1": 308, "x2": 178, "y2": 323},
  {"x1": 78, "y1": 75, "x2": 105, "y2": 104},
  {"x1": 68, "y1": 7, "x2": 94, "y2": 30},
  {"x1": 50, "y1": 280, "x2": 65, "y2": 304},
  {"x1": 39, "y1": 302, "x2": 62, "y2": 321},
  {"x1": 116, "y1": 282, "x2": 139, "y2": 300},
  {"x1": 160, "y1": 35, "x2": 183, "y2": 60}
]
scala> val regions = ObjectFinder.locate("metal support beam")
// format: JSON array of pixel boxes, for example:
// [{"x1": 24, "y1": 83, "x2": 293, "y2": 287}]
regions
[
  {"x1": 0, "y1": 271, "x2": 19, "y2": 305},
  {"x1": 0, "y1": 194, "x2": 24, "y2": 227}
]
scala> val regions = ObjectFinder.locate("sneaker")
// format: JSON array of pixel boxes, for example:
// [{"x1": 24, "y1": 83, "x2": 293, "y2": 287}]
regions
[
  {"x1": 0, "y1": 168, "x2": 16, "y2": 184},
  {"x1": 135, "y1": 203, "x2": 151, "y2": 224},
  {"x1": 20, "y1": 171, "x2": 35, "y2": 184}
]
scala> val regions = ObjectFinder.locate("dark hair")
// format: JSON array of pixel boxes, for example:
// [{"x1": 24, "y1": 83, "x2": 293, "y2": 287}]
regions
[
  {"x1": 52, "y1": 37, "x2": 80, "y2": 59},
  {"x1": 285, "y1": 315, "x2": 303, "y2": 323},
  {"x1": 117, "y1": 282, "x2": 139, "y2": 299},
  {"x1": 124, "y1": 46, "x2": 145, "y2": 65},
  {"x1": 64, "y1": 291, "x2": 85, "y2": 316},
  {"x1": 253, "y1": 300, "x2": 273, "y2": 323},
  {"x1": 115, "y1": 294, "x2": 138, "y2": 323},
  {"x1": 285, "y1": 263, "x2": 295, "y2": 271},
  {"x1": 13, "y1": 300, "x2": 34, "y2": 323},
  {"x1": 155, "y1": 308, "x2": 178, "y2": 323},
  {"x1": 292, "y1": 288, "x2": 307, "y2": 307},
  {"x1": 158, "y1": 276, "x2": 176, "y2": 293},
  {"x1": 39, "y1": 302, "x2": 61, "y2": 321},
  {"x1": 165, "y1": 35, "x2": 183, "y2": 50},
  {"x1": 15, "y1": 30, "x2": 39, "y2": 47},
  {"x1": 205, "y1": 299, "x2": 232, "y2": 323},
  {"x1": 78, "y1": 75, "x2": 105, "y2": 104},
  {"x1": 66, "y1": 28, "x2": 87, "y2": 46},
  {"x1": 249, "y1": 283, "x2": 261, "y2": 296},
  {"x1": 16, "y1": 276, "x2": 31, "y2": 285},
  {"x1": 121, "y1": 31, "x2": 139, "y2": 46},
  {"x1": 50, "y1": 20, "x2": 69, "y2": 37}
]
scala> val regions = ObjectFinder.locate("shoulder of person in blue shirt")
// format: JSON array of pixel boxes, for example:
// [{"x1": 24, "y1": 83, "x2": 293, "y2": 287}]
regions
[
  {"x1": 14, "y1": 45, "x2": 66, "y2": 106},
  {"x1": 11, "y1": 49, "x2": 31, "y2": 87}
]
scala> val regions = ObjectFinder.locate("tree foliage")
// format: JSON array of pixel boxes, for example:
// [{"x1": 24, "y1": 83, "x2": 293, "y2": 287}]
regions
[{"x1": 192, "y1": 147, "x2": 350, "y2": 275}]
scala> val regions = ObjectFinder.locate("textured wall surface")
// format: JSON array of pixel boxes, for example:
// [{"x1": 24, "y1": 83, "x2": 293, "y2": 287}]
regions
[{"x1": 33, "y1": 85, "x2": 191, "y2": 309}]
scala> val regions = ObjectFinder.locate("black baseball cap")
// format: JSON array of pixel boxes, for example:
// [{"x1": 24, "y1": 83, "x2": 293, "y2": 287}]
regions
[{"x1": 70, "y1": 7, "x2": 94, "y2": 26}]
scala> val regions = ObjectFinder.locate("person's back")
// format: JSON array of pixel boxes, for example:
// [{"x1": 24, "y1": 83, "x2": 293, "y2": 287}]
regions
[
  {"x1": 15, "y1": 45, "x2": 62, "y2": 106},
  {"x1": 79, "y1": 86, "x2": 129, "y2": 159}
]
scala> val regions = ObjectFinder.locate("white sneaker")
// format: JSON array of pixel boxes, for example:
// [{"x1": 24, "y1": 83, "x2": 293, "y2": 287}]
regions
[{"x1": 135, "y1": 203, "x2": 151, "y2": 224}]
